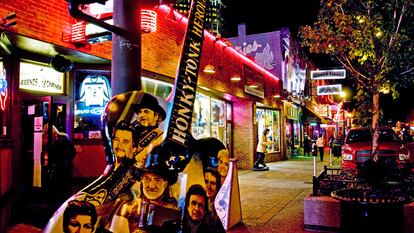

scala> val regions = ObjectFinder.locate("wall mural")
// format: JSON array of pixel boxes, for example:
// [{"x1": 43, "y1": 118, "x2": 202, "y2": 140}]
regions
[{"x1": 234, "y1": 40, "x2": 276, "y2": 71}]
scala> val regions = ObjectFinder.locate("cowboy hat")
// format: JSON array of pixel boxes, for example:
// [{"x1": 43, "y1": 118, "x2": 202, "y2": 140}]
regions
[{"x1": 132, "y1": 93, "x2": 166, "y2": 120}]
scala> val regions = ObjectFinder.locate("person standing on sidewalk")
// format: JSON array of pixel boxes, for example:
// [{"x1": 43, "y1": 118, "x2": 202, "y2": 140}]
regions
[
  {"x1": 254, "y1": 128, "x2": 272, "y2": 169},
  {"x1": 303, "y1": 134, "x2": 311, "y2": 156},
  {"x1": 316, "y1": 135, "x2": 325, "y2": 161}
]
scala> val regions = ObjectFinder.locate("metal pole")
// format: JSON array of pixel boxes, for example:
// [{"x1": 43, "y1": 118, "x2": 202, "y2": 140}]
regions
[
  {"x1": 111, "y1": 0, "x2": 141, "y2": 96},
  {"x1": 342, "y1": 103, "x2": 346, "y2": 138},
  {"x1": 329, "y1": 147, "x2": 332, "y2": 166},
  {"x1": 313, "y1": 156, "x2": 317, "y2": 176}
]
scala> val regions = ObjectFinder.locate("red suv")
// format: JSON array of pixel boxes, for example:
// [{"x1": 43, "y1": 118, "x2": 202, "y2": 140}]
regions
[{"x1": 341, "y1": 127, "x2": 411, "y2": 169}]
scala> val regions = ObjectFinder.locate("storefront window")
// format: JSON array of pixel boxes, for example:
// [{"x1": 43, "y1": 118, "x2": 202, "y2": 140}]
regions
[
  {"x1": 142, "y1": 77, "x2": 173, "y2": 99},
  {"x1": 191, "y1": 93, "x2": 229, "y2": 145},
  {"x1": 211, "y1": 98, "x2": 226, "y2": 144},
  {"x1": 0, "y1": 59, "x2": 9, "y2": 137},
  {"x1": 256, "y1": 108, "x2": 281, "y2": 153},
  {"x1": 74, "y1": 71, "x2": 111, "y2": 139},
  {"x1": 192, "y1": 93, "x2": 211, "y2": 139}
]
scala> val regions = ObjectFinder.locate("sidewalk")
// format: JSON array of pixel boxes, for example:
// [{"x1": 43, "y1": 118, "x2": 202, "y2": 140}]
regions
[
  {"x1": 7, "y1": 149, "x2": 341, "y2": 233},
  {"x1": 228, "y1": 151, "x2": 341, "y2": 233}
]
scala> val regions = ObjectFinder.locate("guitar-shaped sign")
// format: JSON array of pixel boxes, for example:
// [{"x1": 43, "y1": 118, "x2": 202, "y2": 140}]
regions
[{"x1": 44, "y1": 0, "x2": 236, "y2": 232}]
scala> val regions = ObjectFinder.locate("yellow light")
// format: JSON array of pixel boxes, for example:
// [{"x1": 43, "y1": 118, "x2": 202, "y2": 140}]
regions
[
  {"x1": 230, "y1": 76, "x2": 241, "y2": 81},
  {"x1": 375, "y1": 31, "x2": 382, "y2": 37},
  {"x1": 203, "y1": 64, "x2": 215, "y2": 74},
  {"x1": 340, "y1": 91, "x2": 346, "y2": 98}
]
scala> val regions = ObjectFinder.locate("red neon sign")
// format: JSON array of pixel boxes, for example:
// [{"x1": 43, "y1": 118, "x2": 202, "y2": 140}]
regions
[
  {"x1": 141, "y1": 10, "x2": 157, "y2": 33},
  {"x1": 0, "y1": 69, "x2": 7, "y2": 111},
  {"x1": 70, "y1": 10, "x2": 157, "y2": 44},
  {"x1": 71, "y1": 21, "x2": 86, "y2": 43}
]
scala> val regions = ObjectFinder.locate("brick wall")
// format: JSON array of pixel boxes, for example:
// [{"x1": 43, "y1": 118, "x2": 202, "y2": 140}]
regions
[{"x1": 233, "y1": 100, "x2": 254, "y2": 169}]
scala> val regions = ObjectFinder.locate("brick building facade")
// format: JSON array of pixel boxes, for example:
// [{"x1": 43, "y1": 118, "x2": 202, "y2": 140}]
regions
[{"x1": 0, "y1": 2, "x2": 282, "y2": 231}]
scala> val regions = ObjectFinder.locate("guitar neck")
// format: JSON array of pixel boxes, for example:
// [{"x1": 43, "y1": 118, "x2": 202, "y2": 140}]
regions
[{"x1": 165, "y1": 0, "x2": 208, "y2": 155}]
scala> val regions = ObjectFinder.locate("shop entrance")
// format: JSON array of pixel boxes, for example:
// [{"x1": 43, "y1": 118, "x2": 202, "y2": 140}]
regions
[{"x1": 20, "y1": 96, "x2": 66, "y2": 226}]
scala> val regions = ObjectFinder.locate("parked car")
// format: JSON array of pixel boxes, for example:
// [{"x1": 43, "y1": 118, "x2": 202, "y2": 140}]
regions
[{"x1": 341, "y1": 127, "x2": 411, "y2": 169}]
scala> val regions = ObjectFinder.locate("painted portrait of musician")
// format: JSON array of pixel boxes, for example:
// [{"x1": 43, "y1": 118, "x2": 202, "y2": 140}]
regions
[{"x1": 43, "y1": 90, "x2": 235, "y2": 233}]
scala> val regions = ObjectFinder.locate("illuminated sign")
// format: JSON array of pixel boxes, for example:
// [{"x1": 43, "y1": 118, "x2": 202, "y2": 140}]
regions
[
  {"x1": 0, "y1": 64, "x2": 7, "y2": 111},
  {"x1": 311, "y1": 69, "x2": 346, "y2": 80},
  {"x1": 79, "y1": 75, "x2": 111, "y2": 107},
  {"x1": 141, "y1": 10, "x2": 157, "y2": 33},
  {"x1": 317, "y1": 84, "x2": 342, "y2": 96},
  {"x1": 70, "y1": 0, "x2": 157, "y2": 44},
  {"x1": 71, "y1": 21, "x2": 87, "y2": 43},
  {"x1": 19, "y1": 62, "x2": 64, "y2": 94}
]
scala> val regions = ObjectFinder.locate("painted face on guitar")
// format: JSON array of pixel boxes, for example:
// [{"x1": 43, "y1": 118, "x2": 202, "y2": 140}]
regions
[
  {"x1": 141, "y1": 172, "x2": 168, "y2": 201},
  {"x1": 217, "y1": 149, "x2": 230, "y2": 181},
  {"x1": 113, "y1": 129, "x2": 134, "y2": 160},
  {"x1": 137, "y1": 108, "x2": 160, "y2": 127},
  {"x1": 204, "y1": 171, "x2": 219, "y2": 201},
  {"x1": 66, "y1": 215, "x2": 94, "y2": 233}
]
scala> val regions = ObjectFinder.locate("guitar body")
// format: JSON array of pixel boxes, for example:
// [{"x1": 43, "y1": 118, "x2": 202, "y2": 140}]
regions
[
  {"x1": 48, "y1": 1, "x2": 239, "y2": 232},
  {"x1": 44, "y1": 91, "x2": 230, "y2": 233}
]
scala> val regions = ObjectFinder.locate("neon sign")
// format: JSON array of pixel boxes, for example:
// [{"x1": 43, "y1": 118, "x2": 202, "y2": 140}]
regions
[
  {"x1": 79, "y1": 75, "x2": 111, "y2": 107},
  {"x1": 0, "y1": 67, "x2": 7, "y2": 111}
]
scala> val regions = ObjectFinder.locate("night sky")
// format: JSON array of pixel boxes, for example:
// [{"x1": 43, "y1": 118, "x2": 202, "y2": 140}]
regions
[
  {"x1": 222, "y1": 0, "x2": 320, "y2": 37},
  {"x1": 222, "y1": 0, "x2": 413, "y2": 124}
]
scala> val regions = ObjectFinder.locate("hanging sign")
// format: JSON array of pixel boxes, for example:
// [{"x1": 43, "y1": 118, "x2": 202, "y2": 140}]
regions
[
  {"x1": 317, "y1": 84, "x2": 342, "y2": 96},
  {"x1": 19, "y1": 62, "x2": 64, "y2": 94},
  {"x1": 311, "y1": 69, "x2": 346, "y2": 80}
]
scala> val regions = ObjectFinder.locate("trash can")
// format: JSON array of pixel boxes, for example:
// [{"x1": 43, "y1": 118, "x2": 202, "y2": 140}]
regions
[
  {"x1": 332, "y1": 139, "x2": 342, "y2": 157},
  {"x1": 332, "y1": 188, "x2": 409, "y2": 233}
]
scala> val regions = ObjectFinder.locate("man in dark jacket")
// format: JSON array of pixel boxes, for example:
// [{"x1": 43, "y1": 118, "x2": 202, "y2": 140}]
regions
[{"x1": 48, "y1": 125, "x2": 77, "y2": 210}]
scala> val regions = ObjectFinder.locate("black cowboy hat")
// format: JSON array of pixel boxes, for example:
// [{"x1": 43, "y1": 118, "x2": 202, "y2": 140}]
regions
[
  {"x1": 140, "y1": 145, "x2": 178, "y2": 185},
  {"x1": 132, "y1": 93, "x2": 166, "y2": 120}
]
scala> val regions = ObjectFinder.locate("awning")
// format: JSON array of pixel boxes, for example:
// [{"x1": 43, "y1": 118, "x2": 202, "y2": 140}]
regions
[
  {"x1": 301, "y1": 105, "x2": 328, "y2": 125},
  {"x1": 1, "y1": 31, "x2": 110, "y2": 64}
]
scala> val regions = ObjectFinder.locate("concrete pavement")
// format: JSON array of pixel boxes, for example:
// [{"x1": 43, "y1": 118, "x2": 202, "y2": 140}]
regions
[
  {"x1": 7, "y1": 150, "x2": 341, "y2": 233},
  {"x1": 229, "y1": 153, "x2": 342, "y2": 233}
]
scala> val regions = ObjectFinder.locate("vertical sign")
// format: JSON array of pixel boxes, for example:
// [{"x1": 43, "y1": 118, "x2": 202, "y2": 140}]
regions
[{"x1": 166, "y1": 0, "x2": 207, "y2": 154}]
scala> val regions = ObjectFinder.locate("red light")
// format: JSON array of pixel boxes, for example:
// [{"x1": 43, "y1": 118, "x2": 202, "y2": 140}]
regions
[
  {"x1": 71, "y1": 21, "x2": 86, "y2": 43},
  {"x1": 141, "y1": 10, "x2": 157, "y2": 33},
  {"x1": 0, "y1": 89, "x2": 7, "y2": 111}
]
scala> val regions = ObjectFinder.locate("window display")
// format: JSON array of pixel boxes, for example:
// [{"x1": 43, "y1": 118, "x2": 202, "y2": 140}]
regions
[
  {"x1": 141, "y1": 77, "x2": 173, "y2": 99},
  {"x1": 74, "y1": 71, "x2": 111, "y2": 139},
  {"x1": 192, "y1": 93, "x2": 211, "y2": 139},
  {"x1": 256, "y1": 108, "x2": 281, "y2": 153},
  {"x1": 192, "y1": 93, "x2": 229, "y2": 145}
]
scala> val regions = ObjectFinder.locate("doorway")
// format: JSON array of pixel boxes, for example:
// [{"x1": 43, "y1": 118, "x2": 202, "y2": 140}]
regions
[{"x1": 20, "y1": 96, "x2": 67, "y2": 226}]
